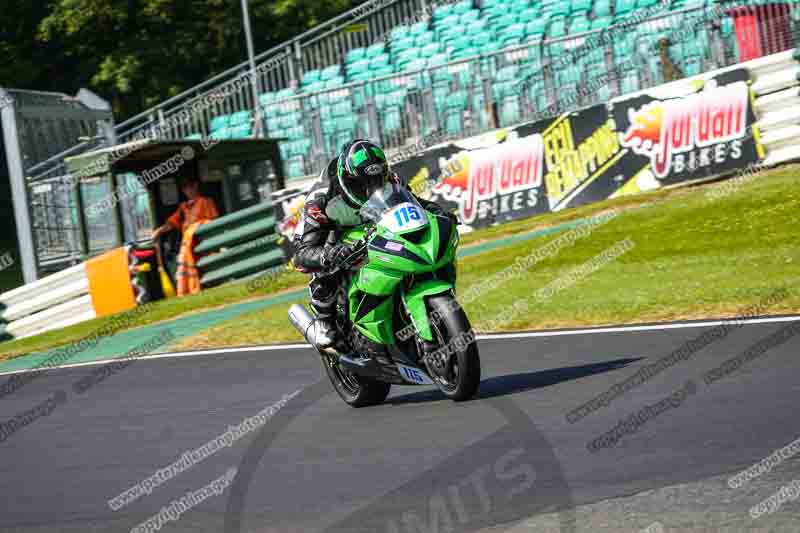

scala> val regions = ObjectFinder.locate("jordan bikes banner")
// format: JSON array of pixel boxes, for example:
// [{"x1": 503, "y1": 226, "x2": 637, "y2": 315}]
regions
[
  {"x1": 393, "y1": 67, "x2": 760, "y2": 227},
  {"x1": 609, "y1": 67, "x2": 760, "y2": 189}
]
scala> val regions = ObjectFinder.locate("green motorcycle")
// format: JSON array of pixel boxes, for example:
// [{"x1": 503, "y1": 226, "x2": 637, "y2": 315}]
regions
[{"x1": 288, "y1": 182, "x2": 480, "y2": 407}]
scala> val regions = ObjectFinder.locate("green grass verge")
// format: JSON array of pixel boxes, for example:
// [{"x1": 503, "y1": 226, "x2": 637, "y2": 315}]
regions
[
  {"x1": 0, "y1": 266, "x2": 308, "y2": 360},
  {"x1": 169, "y1": 165, "x2": 800, "y2": 351}
]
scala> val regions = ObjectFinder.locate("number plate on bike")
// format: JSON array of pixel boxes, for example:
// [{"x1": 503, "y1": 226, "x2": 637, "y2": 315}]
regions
[
  {"x1": 397, "y1": 363, "x2": 434, "y2": 385},
  {"x1": 382, "y1": 203, "x2": 428, "y2": 233}
]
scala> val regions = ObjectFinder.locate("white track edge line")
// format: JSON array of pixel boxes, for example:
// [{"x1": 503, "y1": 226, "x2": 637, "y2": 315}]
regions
[{"x1": 0, "y1": 315, "x2": 798, "y2": 378}]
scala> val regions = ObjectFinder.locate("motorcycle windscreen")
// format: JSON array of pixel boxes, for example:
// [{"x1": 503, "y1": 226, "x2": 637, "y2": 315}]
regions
[{"x1": 360, "y1": 182, "x2": 430, "y2": 235}]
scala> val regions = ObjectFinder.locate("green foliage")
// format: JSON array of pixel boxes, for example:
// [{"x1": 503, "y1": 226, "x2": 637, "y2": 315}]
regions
[{"x1": 1, "y1": 0, "x2": 363, "y2": 118}]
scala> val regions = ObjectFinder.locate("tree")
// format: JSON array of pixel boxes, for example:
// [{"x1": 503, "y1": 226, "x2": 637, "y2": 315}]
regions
[{"x1": 31, "y1": 0, "x2": 362, "y2": 119}]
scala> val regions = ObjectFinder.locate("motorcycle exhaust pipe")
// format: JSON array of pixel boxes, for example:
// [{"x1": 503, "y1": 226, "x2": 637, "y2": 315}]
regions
[{"x1": 288, "y1": 304, "x2": 316, "y2": 345}]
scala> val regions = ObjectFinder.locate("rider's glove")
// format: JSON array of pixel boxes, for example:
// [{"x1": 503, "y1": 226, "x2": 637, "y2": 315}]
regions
[{"x1": 321, "y1": 242, "x2": 356, "y2": 270}]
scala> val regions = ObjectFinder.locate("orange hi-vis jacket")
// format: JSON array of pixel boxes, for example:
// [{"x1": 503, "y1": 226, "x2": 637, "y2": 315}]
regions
[
  {"x1": 167, "y1": 197, "x2": 220, "y2": 296},
  {"x1": 167, "y1": 196, "x2": 220, "y2": 232}
]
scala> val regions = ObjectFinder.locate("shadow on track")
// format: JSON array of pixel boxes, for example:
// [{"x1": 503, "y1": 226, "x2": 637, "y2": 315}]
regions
[{"x1": 387, "y1": 357, "x2": 643, "y2": 405}]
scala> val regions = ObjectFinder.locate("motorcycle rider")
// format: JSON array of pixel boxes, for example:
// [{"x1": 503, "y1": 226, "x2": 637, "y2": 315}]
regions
[{"x1": 293, "y1": 139, "x2": 454, "y2": 349}]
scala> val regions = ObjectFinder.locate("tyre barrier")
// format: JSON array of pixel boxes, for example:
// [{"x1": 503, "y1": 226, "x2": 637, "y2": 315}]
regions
[
  {"x1": 750, "y1": 48, "x2": 800, "y2": 165},
  {"x1": 0, "y1": 247, "x2": 145, "y2": 343},
  {"x1": 194, "y1": 201, "x2": 287, "y2": 288},
  {"x1": 0, "y1": 263, "x2": 94, "y2": 341}
]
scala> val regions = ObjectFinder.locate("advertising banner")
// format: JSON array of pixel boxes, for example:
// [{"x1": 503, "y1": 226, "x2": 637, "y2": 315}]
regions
[
  {"x1": 279, "y1": 67, "x2": 761, "y2": 235},
  {"x1": 610, "y1": 68, "x2": 760, "y2": 189}
]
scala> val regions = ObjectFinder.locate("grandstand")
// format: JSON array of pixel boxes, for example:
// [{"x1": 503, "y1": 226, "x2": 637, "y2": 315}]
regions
[{"x1": 34, "y1": 0, "x2": 800, "y2": 185}]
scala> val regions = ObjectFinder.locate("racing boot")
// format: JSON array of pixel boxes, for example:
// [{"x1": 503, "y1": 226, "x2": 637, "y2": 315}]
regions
[{"x1": 310, "y1": 317, "x2": 337, "y2": 349}]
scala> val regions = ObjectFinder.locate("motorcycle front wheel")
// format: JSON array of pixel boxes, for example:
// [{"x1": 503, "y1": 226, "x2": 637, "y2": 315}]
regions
[
  {"x1": 323, "y1": 355, "x2": 391, "y2": 408},
  {"x1": 425, "y1": 293, "x2": 481, "y2": 401}
]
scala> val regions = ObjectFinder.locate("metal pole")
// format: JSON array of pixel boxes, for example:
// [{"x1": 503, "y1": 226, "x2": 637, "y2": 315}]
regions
[
  {"x1": 241, "y1": 0, "x2": 264, "y2": 138},
  {"x1": 1, "y1": 90, "x2": 38, "y2": 282}
]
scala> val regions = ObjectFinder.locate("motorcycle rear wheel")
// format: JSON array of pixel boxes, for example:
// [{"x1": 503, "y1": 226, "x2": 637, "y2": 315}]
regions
[{"x1": 323, "y1": 355, "x2": 391, "y2": 408}]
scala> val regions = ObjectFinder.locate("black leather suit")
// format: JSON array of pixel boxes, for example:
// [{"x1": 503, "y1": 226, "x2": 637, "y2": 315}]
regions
[{"x1": 293, "y1": 158, "x2": 447, "y2": 321}]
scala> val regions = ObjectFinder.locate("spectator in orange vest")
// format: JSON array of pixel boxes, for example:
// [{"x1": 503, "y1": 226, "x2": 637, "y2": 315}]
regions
[
  {"x1": 152, "y1": 177, "x2": 220, "y2": 238},
  {"x1": 152, "y1": 177, "x2": 220, "y2": 296}
]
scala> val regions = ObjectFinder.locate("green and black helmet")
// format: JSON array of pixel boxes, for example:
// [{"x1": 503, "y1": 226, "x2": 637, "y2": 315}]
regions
[{"x1": 336, "y1": 139, "x2": 391, "y2": 208}]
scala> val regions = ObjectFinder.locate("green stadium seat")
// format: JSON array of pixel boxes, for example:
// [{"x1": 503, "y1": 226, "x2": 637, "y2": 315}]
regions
[
  {"x1": 500, "y1": 23, "x2": 527, "y2": 43},
  {"x1": 465, "y1": 19, "x2": 489, "y2": 35},
  {"x1": 303, "y1": 80, "x2": 325, "y2": 94},
  {"x1": 345, "y1": 48, "x2": 367, "y2": 64},
  {"x1": 684, "y1": 56, "x2": 702, "y2": 76},
  {"x1": 591, "y1": 16, "x2": 613, "y2": 30},
  {"x1": 460, "y1": 9, "x2": 482, "y2": 24},
  {"x1": 421, "y1": 42, "x2": 443, "y2": 57},
  {"x1": 211, "y1": 127, "x2": 232, "y2": 140},
  {"x1": 435, "y1": 14, "x2": 462, "y2": 33},
  {"x1": 433, "y1": 4, "x2": 455, "y2": 20},
  {"x1": 185, "y1": 133, "x2": 202, "y2": 140},
  {"x1": 346, "y1": 58, "x2": 371, "y2": 78},
  {"x1": 615, "y1": 0, "x2": 637, "y2": 15},
  {"x1": 471, "y1": 32, "x2": 493, "y2": 48},
  {"x1": 549, "y1": 0, "x2": 571, "y2": 16},
  {"x1": 452, "y1": 0, "x2": 473, "y2": 15},
  {"x1": 415, "y1": 31, "x2": 436, "y2": 47},
  {"x1": 229, "y1": 110, "x2": 252, "y2": 126},
  {"x1": 493, "y1": 14, "x2": 518, "y2": 28},
  {"x1": 369, "y1": 53, "x2": 391, "y2": 69},
  {"x1": 229, "y1": 123, "x2": 252, "y2": 139},
  {"x1": 259, "y1": 92, "x2": 277, "y2": 107},
  {"x1": 439, "y1": 25, "x2": 462, "y2": 45},
  {"x1": 320, "y1": 65, "x2": 342, "y2": 81},
  {"x1": 286, "y1": 158, "x2": 305, "y2": 180},
  {"x1": 484, "y1": 5, "x2": 508, "y2": 24},
  {"x1": 431, "y1": 66, "x2": 453, "y2": 85},
  {"x1": 569, "y1": 16, "x2": 590, "y2": 34},
  {"x1": 526, "y1": 20, "x2": 547, "y2": 36},
  {"x1": 283, "y1": 123, "x2": 307, "y2": 141},
  {"x1": 390, "y1": 37, "x2": 416, "y2": 56},
  {"x1": 517, "y1": 8, "x2": 539, "y2": 23},
  {"x1": 210, "y1": 114, "x2": 231, "y2": 132},
  {"x1": 428, "y1": 53, "x2": 449, "y2": 67},
  {"x1": 451, "y1": 46, "x2": 480, "y2": 60},
  {"x1": 325, "y1": 77, "x2": 345, "y2": 88},
  {"x1": 499, "y1": 98, "x2": 521, "y2": 127},
  {"x1": 409, "y1": 21, "x2": 429, "y2": 35},
  {"x1": 404, "y1": 58, "x2": 428, "y2": 72},
  {"x1": 548, "y1": 16, "x2": 567, "y2": 38},
  {"x1": 572, "y1": 0, "x2": 594, "y2": 12},
  {"x1": 668, "y1": 42, "x2": 685, "y2": 62},
  {"x1": 382, "y1": 106, "x2": 403, "y2": 135},
  {"x1": 390, "y1": 26, "x2": 411, "y2": 40},
  {"x1": 450, "y1": 35, "x2": 473, "y2": 53},
  {"x1": 394, "y1": 48, "x2": 418, "y2": 68},
  {"x1": 444, "y1": 110, "x2": 465, "y2": 136},
  {"x1": 621, "y1": 71, "x2": 640, "y2": 93},
  {"x1": 365, "y1": 43, "x2": 386, "y2": 58},
  {"x1": 302, "y1": 70, "x2": 322, "y2": 86},
  {"x1": 593, "y1": 0, "x2": 612, "y2": 17}
]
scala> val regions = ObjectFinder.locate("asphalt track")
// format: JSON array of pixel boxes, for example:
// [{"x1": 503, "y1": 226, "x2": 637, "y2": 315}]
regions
[{"x1": 1, "y1": 318, "x2": 799, "y2": 533}]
